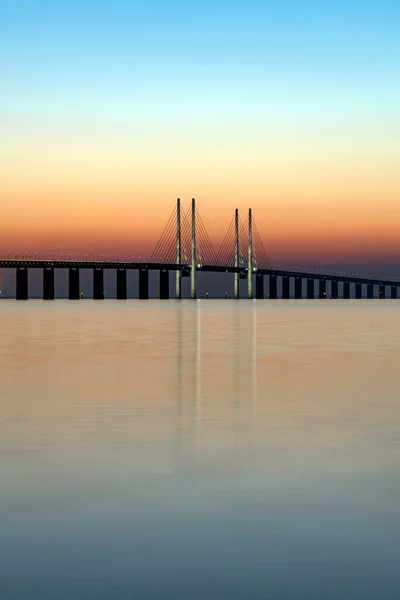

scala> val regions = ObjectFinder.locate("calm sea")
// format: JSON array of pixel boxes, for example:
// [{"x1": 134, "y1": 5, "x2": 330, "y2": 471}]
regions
[{"x1": 1, "y1": 300, "x2": 400, "y2": 599}]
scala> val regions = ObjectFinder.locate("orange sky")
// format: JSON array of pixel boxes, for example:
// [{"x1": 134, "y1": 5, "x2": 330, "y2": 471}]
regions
[{"x1": 2, "y1": 152, "x2": 399, "y2": 265}]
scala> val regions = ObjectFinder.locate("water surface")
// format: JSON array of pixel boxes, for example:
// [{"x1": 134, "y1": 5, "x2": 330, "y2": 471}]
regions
[{"x1": 1, "y1": 300, "x2": 400, "y2": 599}]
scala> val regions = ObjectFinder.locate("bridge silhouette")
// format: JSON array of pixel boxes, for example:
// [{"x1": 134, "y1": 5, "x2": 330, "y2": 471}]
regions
[{"x1": 1, "y1": 198, "x2": 399, "y2": 300}]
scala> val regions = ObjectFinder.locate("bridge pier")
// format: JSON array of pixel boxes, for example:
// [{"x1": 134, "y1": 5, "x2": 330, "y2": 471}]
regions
[
  {"x1": 295, "y1": 277, "x2": 302, "y2": 299},
  {"x1": 93, "y1": 268, "x2": 104, "y2": 299},
  {"x1": 16, "y1": 267, "x2": 28, "y2": 300},
  {"x1": 117, "y1": 268, "x2": 127, "y2": 300},
  {"x1": 331, "y1": 280, "x2": 338, "y2": 299},
  {"x1": 391, "y1": 286, "x2": 397, "y2": 299},
  {"x1": 256, "y1": 273, "x2": 264, "y2": 299},
  {"x1": 319, "y1": 279, "x2": 326, "y2": 299},
  {"x1": 160, "y1": 269, "x2": 169, "y2": 299},
  {"x1": 343, "y1": 281, "x2": 350, "y2": 299},
  {"x1": 379, "y1": 284, "x2": 385, "y2": 299},
  {"x1": 234, "y1": 273, "x2": 240, "y2": 299},
  {"x1": 139, "y1": 268, "x2": 149, "y2": 300},
  {"x1": 176, "y1": 271, "x2": 181, "y2": 300},
  {"x1": 367, "y1": 283, "x2": 374, "y2": 299},
  {"x1": 43, "y1": 267, "x2": 55, "y2": 300},
  {"x1": 282, "y1": 276, "x2": 290, "y2": 299},
  {"x1": 307, "y1": 278, "x2": 314, "y2": 299},
  {"x1": 69, "y1": 268, "x2": 80, "y2": 299},
  {"x1": 355, "y1": 282, "x2": 362, "y2": 299},
  {"x1": 269, "y1": 274, "x2": 277, "y2": 299}
]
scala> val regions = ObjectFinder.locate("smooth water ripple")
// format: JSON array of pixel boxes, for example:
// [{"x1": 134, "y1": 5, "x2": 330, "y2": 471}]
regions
[{"x1": 1, "y1": 300, "x2": 400, "y2": 599}]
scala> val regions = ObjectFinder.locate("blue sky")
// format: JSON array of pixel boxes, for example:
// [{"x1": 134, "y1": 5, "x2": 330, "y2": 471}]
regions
[{"x1": 2, "y1": 0, "x2": 400, "y2": 116}]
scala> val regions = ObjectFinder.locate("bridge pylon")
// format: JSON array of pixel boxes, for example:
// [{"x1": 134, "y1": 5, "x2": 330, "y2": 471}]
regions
[
  {"x1": 176, "y1": 198, "x2": 181, "y2": 299},
  {"x1": 234, "y1": 209, "x2": 239, "y2": 299},
  {"x1": 191, "y1": 198, "x2": 196, "y2": 299},
  {"x1": 248, "y1": 208, "x2": 253, "y2": 299}
]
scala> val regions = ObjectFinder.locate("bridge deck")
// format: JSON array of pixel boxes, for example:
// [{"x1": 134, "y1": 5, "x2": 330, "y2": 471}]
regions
[{"x1": 0, "y1": 260, "x2": 399, "y2": 287}]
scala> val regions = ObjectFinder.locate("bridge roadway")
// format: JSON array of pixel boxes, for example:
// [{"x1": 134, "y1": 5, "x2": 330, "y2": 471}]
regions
[{"x1": 0, "y1": 259, "x2": 399, "y2": 300}]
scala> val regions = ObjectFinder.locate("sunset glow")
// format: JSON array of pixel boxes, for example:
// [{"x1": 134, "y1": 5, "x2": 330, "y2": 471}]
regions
[{"x1": 1, "y1": 0, "x2": 400, "y2": 265}]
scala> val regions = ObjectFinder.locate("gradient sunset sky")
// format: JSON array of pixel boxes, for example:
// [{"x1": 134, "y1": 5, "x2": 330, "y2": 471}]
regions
[{"x1": 1, "y1": 0, "x2": 400, "y2": 265}]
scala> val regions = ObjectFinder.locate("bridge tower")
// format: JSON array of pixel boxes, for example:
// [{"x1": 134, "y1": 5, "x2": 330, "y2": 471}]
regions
[
  {"x1": 247, "y1": 208, "x2": 253, "y2": 299},
  {"x1": 234, "y1": 208, "x2": 239, "y2": 299},
  {"x1": 176, "y1": 198, "x2": 181, "y2": 299},
  {"x1": 191, "y1": 198, "x2": 196, "y2": 299}
]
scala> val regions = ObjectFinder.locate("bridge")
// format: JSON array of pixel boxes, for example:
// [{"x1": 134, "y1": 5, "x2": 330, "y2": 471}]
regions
[{"x1": 0, "y1": 198, "x2": 399, "y2": 300}]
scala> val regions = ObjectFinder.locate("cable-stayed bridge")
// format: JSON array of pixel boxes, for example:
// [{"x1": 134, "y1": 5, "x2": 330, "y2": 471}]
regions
[{"x1": 0, "y1": 198, "x2": 399, "y2": 300}]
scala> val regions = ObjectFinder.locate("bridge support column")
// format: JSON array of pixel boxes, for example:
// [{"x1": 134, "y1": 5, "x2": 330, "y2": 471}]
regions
[
  {"x1": 69, "y1": 268, "x2": 80, "y2": 299},
  {"x1": 160, "y1": 269, "x2": 169, "y2": 299},
  {"x1": 234, "y1": 272, "x2": 240, "y2": 299},
  {"x1": 367, "y1": 284, "x2": 374, "y2": 299},
  {"x1": 282, "y1": 276, "x2": 290, "y2": 299},
  {"x1": 176, "y1": 198, "x2": 181, "y2": 299},
  {"x1": 191, "y1": 198, "x2": 196, "y2": 299},
  {"x1": 295, "y1": 277, "x2": 302, "y2": 299},
  {"x1": 256, "y1": 274, "x2": 264, "y2": 299},
  {"x1": 93, "y1": 268, "x2": 104, "y2": 300},
  {"x1": 43, "y1": 267, "x2": 55, "y2": 300},
  {"x1": 379, "y1": 284, "x2": 385, "y2": 299},
  {"x1": 307, "y1": 278, "x2": 314, "y2": 299},
  {"x1": 331, "y1": 280, "x2": 338, "y2": 299},
  {"x1": 355, "y1": 282, "x2": 362, "y2": 299},
  {"x1": 319, "y1": 279, "x2": 326, "y2": 299},
  {"x1": 234, "y1": 208, "x2": 239, "y2": 299},
  {"x1": 16, "y1": 267, "x2": 28, "y2": 300},
  {"x1": 391, "y1": 286, "x2": 397, "y2": 299},
  {"x1": 139, "y1": 269, "x2": 149, "y2": 300},
  {"x1": 343, "y1": 281, "x2": 350, "y2": 299},
  {"x1": 117, "y1": 268, "x2": 127, "y2": 300},
  {"x1": 247, "y1": 208, "x2": 253, "y2": 299},
  {"x1": 176, "y1": 270, "x2": 182, "y2": 299},
  {"x1": 269, "y1": 274, "x2": 277, "y2": 299}
]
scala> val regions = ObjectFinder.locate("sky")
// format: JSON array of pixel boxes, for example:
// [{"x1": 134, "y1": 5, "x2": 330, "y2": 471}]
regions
[{"x1": 1, "y1": 0, "x2": 400, "y2": 266}]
